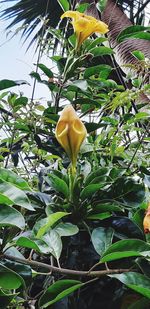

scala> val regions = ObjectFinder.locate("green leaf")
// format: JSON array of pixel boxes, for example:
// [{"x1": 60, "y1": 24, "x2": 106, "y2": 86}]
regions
[
  {"x1": 0, "y1": 289, "x2": 17, "y2": 308},
  {"x1": 57, "y1": 0, "x2": 69, "y2": 11},
  {"x1": 91, "y1": 227, "x2": 114, "y2": 256},
  {"x1": 90, "y1": 47, "x2": 114, "y2": 57},
  {"x1": 0, "y1": 79, "x2": 29, "y2": 91},
  {"x1": 96, "y1": 0, "x2": 108, "y2": 12},
  {"x1": 0, "y1": 263, "x2": 24, "y2": 289},
  {"x1": 16, "y1": 237, "x2": 41, "y2": 252},
  {"x1": 37, "y1": 212, "x2": 69, "y2": 238},
  {"x1": 46, "y1": 174, "x2": 69, "y2": 198},
  {"x1": 13, "y1": 96, "x2": 28, "y2": 108},
  {"x1": 110, "y1": 272, "x2": 150, "y2": 299},
  {"x1": 117, "y1": 25, "x2": 150, "y2": 43},
  {"x1": 54, "y1": 222, "x2": 79, "y2": 236},
  {"x1": 132, "y1": 50, "x2": 145, "y2": 61},
  {"x1": 42, "y1": 230, "x2": 62, "y2": 260},
  {"x1": 0, "y1": 168, "x2": 31, "y2": 191},
  {"x1": 0, "y1": 193, "x2": 13, "y2": 206},
  {"x1": 0, "y1": 204, "x2": 25, "y2": 229},
  {"x1": 87, "y1": 212, "x2": 111, "y2": 220},
  {"x1": 86, "y1": 37, "x2": 108, "y2": 50},
  {"x1": 73, "y1": 98, "x2": 101, "y2": 108},
  {"x1": 84, "y1": 64, "x2": 112, "y2": 79},
  {"x1": 80, "y1": 183, "x2": 105, "y2": 201},
  {"x1": 0, "y1": 179, "x2": 34, "y2": 210},
  {"x1": 37, "y1": 64, "x2": 53, "y2": 78},
  {"x1": 85, "y1": 167, "x2": 109, "y2": 186},
  {"x1": 39, "y1": 280, "x2": 83, "y2": 308},
  {"x1": 100, "y1": 239, "x2": 150, "y2": 263}
]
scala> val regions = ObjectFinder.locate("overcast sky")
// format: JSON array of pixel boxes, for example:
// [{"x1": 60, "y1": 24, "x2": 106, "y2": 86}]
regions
[{"x1": 0, "y1": 1, "x2": 51, "y2": 102}]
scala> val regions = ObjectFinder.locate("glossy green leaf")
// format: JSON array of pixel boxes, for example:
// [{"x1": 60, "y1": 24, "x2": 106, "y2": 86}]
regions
[
  {"x1": 0, "y1": 179, "x2": 34, "y2": 210},
  {"x1": 0, "y1": 204, "x2": 25, "y2": 229},
  {"x1": 87, "y1": 212, "x2": 111, "y2": 220},
  {"x1": 132, "y1": 50, "x2": 145, "y2": 60},
  {"x1": 37, "y1": 212, "x2": 69, "y2": 238},
  {"x1": 101, "y1": 239, "x2": 150, "y2": 262},
  {"x1": 0, "y1": 168, "x2": 31, "y2": 191},
  {"x1": 46, "y1": 174, "x2": 69, "y2": 198},
  {"x1": 96, "y1": 0, "x2": 108, "y2": 12},
  {"x1": 39, "y1": 280, "x2": 83, "y2": 308},
  {"x1": 0, "y1": 263, "x2": 24, "y2": 289},
  {"x1": 110, "y1": 272, "x2": 150, "y2": 299},
  {"x1": 91, "y1": 227, "x2": 114, "y2": 256},
  {"x1": 54, "y1": 222, "x2": 79, "y2": 236},
  {"x1": 0, "y1": 193, "x2": 13, "y2": 206}
]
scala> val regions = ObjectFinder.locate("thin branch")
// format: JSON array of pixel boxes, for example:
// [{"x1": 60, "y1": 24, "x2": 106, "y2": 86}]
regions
[
  {"x1": 134, "y1": 0, "x2": 150, "y2": 18},
  {"x1": 2, "y1": 254, "x2": 131, "y2": 278}
]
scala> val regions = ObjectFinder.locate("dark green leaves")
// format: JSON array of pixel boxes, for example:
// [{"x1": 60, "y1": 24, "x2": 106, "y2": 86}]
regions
[
  {"x1": 0, "y1": 168, "x2": 31, "y2": 191},
  {"x1": 100, "y1": 239, "x2": 150, "y2": 263},
  {"x1": 91, "y1": 227, "x2": 114, "y2": 256},
  {"x1": 0, "y1": 263, "x2": 24, "y2": 289},
  {"x1": 0, "y1": 79, "x2": 29, "y2": 91},
  {"x1": 0, "y1": 204, "x2": 25, "y2": 229},
  {"x1": 46, "y1": 174, "x2": 69, "y2": 198},
  {"x1": 39, "y1": 280, "x2": 83, "y2": 308},
  {"x1": 57, "y1": 0, "x2": 69, "y2": 11},
  {"x1": 110, "y1": 272, "x2": 150, "y2": 299}
]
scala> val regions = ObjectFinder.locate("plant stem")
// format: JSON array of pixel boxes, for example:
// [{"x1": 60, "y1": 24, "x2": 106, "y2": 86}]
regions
[{"x1": 2, "y1": 254, "x2": 132, "y2": 278}]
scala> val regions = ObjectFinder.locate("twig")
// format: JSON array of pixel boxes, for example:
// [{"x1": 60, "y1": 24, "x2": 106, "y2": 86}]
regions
[{"x1": 2, "y1": 254, "x2": 131, "y2": 278}]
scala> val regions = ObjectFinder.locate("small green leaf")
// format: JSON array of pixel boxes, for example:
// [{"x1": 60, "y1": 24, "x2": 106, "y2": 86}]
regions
[
  {"x1": 90, "y1": 47, "x2": 114, "y2": 57},
  {"x1": 39, "y1": 280, "x2": 83, "y2": 308},
  {"x1": 85, "y1": 167, "x2": 109, "y2": 186},
  {"x1": 16, "y1": 237, "x2": 41, "y2": 252},
  {"x1": 101, "y1": 239, "x2": 150, "y2": 263},
  {"x1": 96, "y1": 0, "x2": 108, "y2": 12},
  {"x1": 110, "y1": 272, "x2": 150, "y2": 299},
  {"x1": 80, "y1": 183, "x2": 105, "y2": 200},
  {"x1": 57, "y1": 0, "x2": 69, "y2": 11},
  {"x1": 0, "y1": 79, "x2": 29, "y2": 91},
  {"x1": 0, "y1": 263, "x2": 25, "y2": 289},
  {"x1": 42, "y1": 230, "x2": 62, "y2": 260},
  {"x1": 0, "y1": 204, "x2": 25, "y2": 229},
  {"x1": 38, "y1": 64, "x2": 53, "y2": 78},
  {"x1": 84, "y1": 64, "x2": 112, "y2": 79},
  {"x1": 132, "y1": 50, "x2": 145, "y2": 61},
  {"x1": 91, "y1": 227, "x2": 114, "y2": 256},
  {"x1": 46, "y1": 174, "x2": 69, "y2": 198},
  {"x1": 87, "y1": 212, "x2": 111, "y2": 220}
]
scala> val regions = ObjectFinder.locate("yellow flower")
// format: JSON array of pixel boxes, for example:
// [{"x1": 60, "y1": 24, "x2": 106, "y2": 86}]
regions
[
  {"x1": 55, "y1": 105, "x2": 87, "y2": 168},
  {"x1": 61, "y1": 10, "x2": 109, "y2": 49},
  {"x1": 143, "y1": 202, "x2": 150, "y2": 234}
]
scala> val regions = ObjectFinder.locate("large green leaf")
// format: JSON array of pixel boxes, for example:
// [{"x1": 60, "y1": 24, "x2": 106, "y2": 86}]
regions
[
  {"x1": 117, "y1": 25, "x2": 150, "y2": 43},
  {"x1": 39, "y1": 280, "x2": 83, "y2": 308},
  {"x1": 46, "y1": 174, "x2": 69, "y2": 198},
  {"x1": 54, "y1": 222, "x2": 79, "y2": 236},
  {"x1": 0, "y1": 179, "x2": 34, "y2": 210},
  {"x1": 84, "y1": 64, "x2": 112, "y2": 79},
  {"x1": 0, "y1": 263, "x2": 24, "y2": 289},
  {"x1": 85, "y1": 167, "x2": 109, "y2": 186},
  {"x1": 80, "y1": 183, "x2": 106, "y2": 200},
  {"x1": 91, "y1": 227, "x2": 114, "y2": 256},
  {"x1": 42, "y1": 230, "x2": 62, "y2": 260},
  {"x1": 0, "y1": 79, "x2": 29, "y2": 91},
  {"x1": 16, "y1": 237, "x2": 41, "y2": 252},
  {"x1": 37, "y1": 64, "x2": 53, "y2": 78},
  {"x1": 110, "y1": 272, "x2": 150, "y2": 299},
  {"x1": 0, "y1": 168, "x2": 31, "y2": 191},
  {"x1": 101, "y1": 239, "x2": 150, "y2": 263},
  {"x1": 0, "y1": 204, "x2": 25, "y2": 229},
  {"x1": 36, "y1": 212, "x2": 69, "y2": 238}
]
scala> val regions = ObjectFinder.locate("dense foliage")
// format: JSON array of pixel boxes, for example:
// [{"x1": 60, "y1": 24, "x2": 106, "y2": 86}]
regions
[{"x1": 0, "y1": 0, "x2": 150, "y2": 308}]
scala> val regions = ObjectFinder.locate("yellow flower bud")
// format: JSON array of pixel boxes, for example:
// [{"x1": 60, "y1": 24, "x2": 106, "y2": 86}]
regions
[
  {"x1": 143, "y1": 202, "x2": 150, "y2": 234},
  {"x1": 61, "y1": 10, "x2": 109, "y2": 49},
  {"x1": 55, "y1": 105, "x2": 87, "y2": 167}
]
